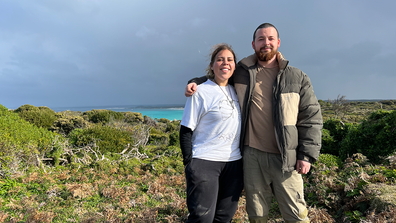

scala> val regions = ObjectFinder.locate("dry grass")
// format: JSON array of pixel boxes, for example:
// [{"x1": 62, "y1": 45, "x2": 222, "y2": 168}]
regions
[
  {"x1": 2, "y1": 149, "x2": 396, "y2": 222},
  {"x1": 66, "y1": 183, "x2": 94, "y2": 199}
]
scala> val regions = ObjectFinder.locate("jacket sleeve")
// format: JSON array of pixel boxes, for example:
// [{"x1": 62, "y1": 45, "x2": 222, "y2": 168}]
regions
[
  {"x1": 188, "y1": 75, "x2": 236, "y2": 86},
  {"x1": 179, "y1": 125, "x2": 193, "y2": 166},
  {"x1": 188, "y1": 76, "x2": 208, "y2": 85},
  {"x1": 296, "y1": 73, "x2": 323, "y2": 163}
]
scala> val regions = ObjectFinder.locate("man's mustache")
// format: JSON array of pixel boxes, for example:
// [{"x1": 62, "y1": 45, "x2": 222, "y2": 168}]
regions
[{"x1": 260, "y1": 46, "x2": 273, "y2": 51}]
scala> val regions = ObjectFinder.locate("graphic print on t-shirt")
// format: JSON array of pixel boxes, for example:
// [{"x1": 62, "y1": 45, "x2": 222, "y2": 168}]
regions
[
  {"x1": 217, "y1": 96, "x2": 240, "y2": 144},
  {"x1": 219, "y1": 99, "x2": 234, "y2": 121}
]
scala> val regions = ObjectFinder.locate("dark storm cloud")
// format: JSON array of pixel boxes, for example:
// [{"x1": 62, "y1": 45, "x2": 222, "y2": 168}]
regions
[{"x1": 0, "y1": 0, "x2": 395, "y2": 109}]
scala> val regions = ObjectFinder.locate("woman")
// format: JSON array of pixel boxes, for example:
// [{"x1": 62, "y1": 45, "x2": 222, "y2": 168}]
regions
[{"x1": 179, "y1": 43, "x2": 243, "y2": 222}]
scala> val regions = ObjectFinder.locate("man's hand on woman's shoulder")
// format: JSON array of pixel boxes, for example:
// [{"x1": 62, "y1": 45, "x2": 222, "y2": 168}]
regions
[{"x1": 185, "y1": 83, "x2": 197, "y2": 97}]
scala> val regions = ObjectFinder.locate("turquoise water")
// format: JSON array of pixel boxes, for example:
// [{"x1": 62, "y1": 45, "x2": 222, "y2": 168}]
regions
[
  {"x1": 131, "y1": 108, "x2": 184, "y2": 120},
  {"x1": 52, "y1": 105, "x2": 184, "y2": 121}
]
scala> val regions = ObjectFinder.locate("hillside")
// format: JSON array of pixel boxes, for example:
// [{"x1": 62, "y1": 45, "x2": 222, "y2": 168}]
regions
[{"x1": 0, "y1": 99, "x2": 396, "y2": 222}]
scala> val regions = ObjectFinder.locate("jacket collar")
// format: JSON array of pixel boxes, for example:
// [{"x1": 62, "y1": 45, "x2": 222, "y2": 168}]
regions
[{"x1": 239, "y1": 51, "x2": 289, "y2": 70}]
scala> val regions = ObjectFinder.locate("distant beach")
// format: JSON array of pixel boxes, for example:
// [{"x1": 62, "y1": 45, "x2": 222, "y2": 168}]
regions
[{"x1": 51, "y1": 104, "x2": 184, "y2": 121}]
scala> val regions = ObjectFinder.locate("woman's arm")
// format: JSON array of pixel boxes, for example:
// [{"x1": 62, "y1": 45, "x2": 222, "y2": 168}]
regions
[{"x1": 179, "y1": 125, "x2": 193, "y2": 166}]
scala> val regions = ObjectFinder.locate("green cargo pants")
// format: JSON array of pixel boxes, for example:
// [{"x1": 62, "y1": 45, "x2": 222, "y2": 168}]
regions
[{"x1": 243, "y1": 146, "x2": 309, "y2": 223}]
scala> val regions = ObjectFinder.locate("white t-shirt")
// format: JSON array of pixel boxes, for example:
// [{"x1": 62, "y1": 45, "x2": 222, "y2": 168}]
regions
[{"x1": 181, "y1": 79, "x2": 242, "y2": 162}]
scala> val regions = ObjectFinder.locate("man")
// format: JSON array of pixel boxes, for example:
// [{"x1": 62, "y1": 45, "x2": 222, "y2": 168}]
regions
[{"x1": 185, "y1": 23, "x2": 322, "y2": 222}]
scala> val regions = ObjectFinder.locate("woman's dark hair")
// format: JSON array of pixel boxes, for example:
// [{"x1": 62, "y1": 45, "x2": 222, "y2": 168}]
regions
[{"x1": 205, "y1": 43, "x2": 236, "y2": 79}]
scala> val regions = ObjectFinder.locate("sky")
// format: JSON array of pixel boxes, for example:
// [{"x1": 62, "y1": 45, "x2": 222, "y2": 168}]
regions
[{"x1": 1, "y1": 0, "x2": 395, "y2": 109}]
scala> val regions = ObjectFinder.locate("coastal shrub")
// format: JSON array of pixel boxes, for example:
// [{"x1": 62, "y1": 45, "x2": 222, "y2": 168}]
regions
[
  {"x1": 321, "y1": 129, "x2": 335, "y2": 155},
  {"x1": 50, "y1": 114, "x2": 90, "y2": 135},
  {"x1": 117, "y1": 123, "x2": 152, "y2": 148},
  {"x1": 139, "y1": 144, "x2": 183, "y2": 175},
  {"x1": 122, "y1": 111, "x2": 144, "y2": 123},
  {"x1": 0, "y1": 104, "x2": 61, "y2": 171},
  {"x1": 318, "y1": 99, "x2": 327, "y2": 107},
  {"x1": 340, "y1": 110, "x2": 396, "y2": 163},
  {"x1": 157, "y1": 118, "x2": 170, "y2": 124},
  {"x1": 68, "y1": 125, "x2": 134, "y2": 153},
  {"x1": 14, "y1": 104, "x2": 57, "y2": 129},
  {"x1": 148, "y1": 127, "x2": 169, "y2": 145},
  {"x1": 144, "y1": 118, "x2": 180, "y2": 147},
  {"x1": 149, "y1": 133, "x2": 169, "y2": 146},
  {"x1": 317, "y1": 153, "x2": 343, "y2": 168},
  {"x1": 322, "y1": 119, "x2": 354, "y2": 156},
  {"x1": 144, "y1": 115, "x2": 156, "y2": 126},
  {"x1": 151, "y1": 153, "x2": 183, "y2": 175},
  {"x1": 152, "y1": 121, "x2": 167, "y2": 133},
  {"x1": 58, "y1": 110, "x2": 83, "y2": 116},
  {"x1": 169, "y1": 131, "x2": 179, "y2": 147},
  {"x1": 83, "y1": 109, "x2": 124, "y2": 124},
  {"x1": 165, "y1": 121, "x2": 181, "y2": 133},
  {"x1": 380, "y1": 100, "x2": 395, "y2": 106}
]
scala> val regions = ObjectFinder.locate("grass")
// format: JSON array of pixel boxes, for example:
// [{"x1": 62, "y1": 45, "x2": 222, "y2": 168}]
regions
[
  {"x1": 2, "y1": 149, "x2": 396, "y2": 222},
  {"x1": 0, "y1": 163, "x2": 189, "y2": 222}
]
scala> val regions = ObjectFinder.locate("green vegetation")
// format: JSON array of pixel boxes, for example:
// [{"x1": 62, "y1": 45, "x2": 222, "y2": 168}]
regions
[
  {"x1": 0, "y1": 99, "x2": 396, "y2": 222},
  {"x1": 0, "y1": 105, "x2": 60, "y2": 173},
  {"x1": 68, "y1": 125, "x2": 135, "y2": 153},
  {"x1": 49, "y1": 110, "x2": 91, "y2": 136},
  {"x1": 83, "y1": 109, "x2": 124, "y2": 124},
  {"x1": 14, "y1": 104, "x2": 57, "y2": 129},
  {"x1": 340, "y1": 110, "x2": 396, "y2": 163}
]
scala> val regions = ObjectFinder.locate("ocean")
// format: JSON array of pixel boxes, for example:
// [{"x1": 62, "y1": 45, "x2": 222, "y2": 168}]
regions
[{"x1": 52, "y1": 104, "x2": 185, "y2": 121}]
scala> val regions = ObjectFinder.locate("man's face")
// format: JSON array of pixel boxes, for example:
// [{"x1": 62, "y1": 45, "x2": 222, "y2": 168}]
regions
[{"x1": 252, "y1": 27, "x2": 280, "y2": 62}]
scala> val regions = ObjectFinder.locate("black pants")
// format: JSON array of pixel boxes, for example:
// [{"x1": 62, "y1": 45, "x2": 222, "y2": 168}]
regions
[{"x1": 185, "y1": 158, "x2": 244, "y2": 223}]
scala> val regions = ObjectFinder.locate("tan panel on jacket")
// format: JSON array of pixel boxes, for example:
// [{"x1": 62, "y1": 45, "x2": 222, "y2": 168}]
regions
[{"x1": 280, "y1": 93, "x2": 300, "y2": 126}]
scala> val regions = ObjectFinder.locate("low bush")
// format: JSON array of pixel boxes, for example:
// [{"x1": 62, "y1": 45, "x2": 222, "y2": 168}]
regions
[
  {"x1": 50, "y1": 113, "x2": 90, "y2": 135},
  {"x1": 157, "y1": 118, "x2": 170, "y2": 124},
  {"x1": 148, "y1": 133, "x2": 169, "y2": 146},
  {"x1": 144, "y1": 115, "x2": 157, "y2": 126},
  {"x1": 122, "y1": 111, "x2": 144, "y2": 123},
  {"x1": 321, "y1": 129, "x2": 336, "y2": 155},
  {"x1": 83, "y1": 109, "x2": 124, "y2": 124},
  {"x1": 148, "y1": 127, "x2": 169, "y2": 145},
  {"x1": 340, "y1": 110, "x2": 396, "y2": 163},
  {"x1": 169, "y1": 131, "x2": 179, "y2": 147},
  {"x1": 0, "y1": 104, "x2": 62, "y2": 172},
  {"x1": 322, "y1": 119, "x2": 354, "y2": 156},
  {"x1": 165, "y1": 121, "x2": 181, "y2": 133},
  {"x1": 14, "y1": 104, "x2": 57, "y2": 129},
  {"x1": 317, "y1": 153, "x2": 343, "y2": 169},
  {"x1": 68, "y1": 125, "x2": 134, "y2": 153}
]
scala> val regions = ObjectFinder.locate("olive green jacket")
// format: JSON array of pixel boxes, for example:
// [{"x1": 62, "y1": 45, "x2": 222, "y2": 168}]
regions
[
  {"x1": 188, "y1": 52, "x2": 323, "y2": 172},
  {"x1": 234, "y1": 52, "x2": 323, "y2": 172}
]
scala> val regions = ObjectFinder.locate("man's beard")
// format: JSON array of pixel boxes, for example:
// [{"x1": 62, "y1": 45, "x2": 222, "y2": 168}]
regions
[{"x1": 255, "y1": 47, "x2": 277, "y2": 61}]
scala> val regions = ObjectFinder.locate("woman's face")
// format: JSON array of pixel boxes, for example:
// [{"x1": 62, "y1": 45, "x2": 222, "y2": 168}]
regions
[{"x1": 211, "y1": 49, "x2": 235, "y2": 85}]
